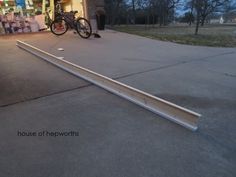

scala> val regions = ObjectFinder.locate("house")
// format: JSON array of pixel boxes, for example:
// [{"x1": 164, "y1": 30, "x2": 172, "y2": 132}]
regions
[
  {"x1": 59, "y1": 0, "x2": 105, "y2": 20},
  {"x1": 209, "y1": 16, "x2": 224, "y2": 24},
  {"x1": 224, "y1": 9, "x2": 236, "y2": 23},
  {"x1": 60, "y1": 0, "x2": 105, "y2": 30}
]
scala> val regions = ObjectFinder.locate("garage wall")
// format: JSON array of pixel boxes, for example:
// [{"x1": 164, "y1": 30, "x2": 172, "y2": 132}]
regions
[
  {"x1": 84, "y1": 0, "x2": 104, "y2": 19},
  {"x1": 63, "y1": 0, "x2": 84, "y2": 17}
]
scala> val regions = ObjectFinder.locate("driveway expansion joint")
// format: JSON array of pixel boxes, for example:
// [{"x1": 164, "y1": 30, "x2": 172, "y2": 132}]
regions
[
  {"x1": 113, "y1": 51, "x2": 236, "y2": 80},
  {"x1": 0, "y1": 83, "x2": 93, "y2": 108}
]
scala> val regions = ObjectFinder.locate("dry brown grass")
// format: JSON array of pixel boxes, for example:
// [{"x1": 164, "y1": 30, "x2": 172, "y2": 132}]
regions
[{"x1": 111, "y1": 24, "x2": 236, "y2": 47}]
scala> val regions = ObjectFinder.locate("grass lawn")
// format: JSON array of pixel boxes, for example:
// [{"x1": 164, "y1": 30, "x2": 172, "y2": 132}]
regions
[{"x1": 110, "y1": 24, "x2": 236, "y2": 47}]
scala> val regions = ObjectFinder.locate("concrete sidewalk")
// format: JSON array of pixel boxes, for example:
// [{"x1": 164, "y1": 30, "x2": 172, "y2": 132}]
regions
[{"x1": 0, "y1": 31, "x2": 235, "y2": 177}]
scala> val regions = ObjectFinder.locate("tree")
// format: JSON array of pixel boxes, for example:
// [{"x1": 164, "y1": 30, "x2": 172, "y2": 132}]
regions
[
  {"x1": 194, "y1": 0, "x2": 203, "y2": 35},
  {"x1": 199, "y1": 0, "x2": 229, "y2": 26},
  {"x1": 186, "y1": 0, "x2": 229, "y2": 35},
  {"x1": 222, "y1": 0, "x2": 236, "y2": 22},
  {"x1": 104, "y1": 0, "x2": 123, "y2": 26},
  {"x1": 181, "y1": 12, "x2": 195, "y2": 25},
  {"x1": 131, "y1": 0, "x2": 137, "y2": 24},
  {"x1": 147, "y1": 0, "x2": 180, "y2": 26},
  {"x1": 184, "y1": 0, "x2": 195, "y2": 25},
  {"x1": 136, "y1": 0, "x2": 150, "y2": 25},
  {"x1": 104, "y1": 0, "x2": 181, "y2": 26}
]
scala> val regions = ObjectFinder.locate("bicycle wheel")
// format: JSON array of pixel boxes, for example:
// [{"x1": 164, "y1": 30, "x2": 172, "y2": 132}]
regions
[
  {"x1": 76, "y1": 18, "x2": 92, "y2": 39},
  {"x1": 50, "y1": 18, "x2": 68, "y2": 36}
]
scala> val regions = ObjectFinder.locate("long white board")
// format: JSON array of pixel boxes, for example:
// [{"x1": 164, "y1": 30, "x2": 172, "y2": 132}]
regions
[{"x1": 17, "y1": 40, "x2": 201, "y2": 131}]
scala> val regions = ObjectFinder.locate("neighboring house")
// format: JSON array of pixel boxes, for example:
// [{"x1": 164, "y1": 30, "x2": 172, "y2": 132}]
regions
[
  {"x1": 209, "y1": 16, "x2": 224, "y2": 24},
  {"x1": 224, "y1": 9, "x2": 236, "y2": 23}
]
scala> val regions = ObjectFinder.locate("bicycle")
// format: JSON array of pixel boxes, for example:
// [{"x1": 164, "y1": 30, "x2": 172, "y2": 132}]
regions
[
  {"x1": 45, "y1": 9, "x2": 53, "y2": 28},
  {"x1": 50, "y1": 1, "x2": 92, "y2": 39}
]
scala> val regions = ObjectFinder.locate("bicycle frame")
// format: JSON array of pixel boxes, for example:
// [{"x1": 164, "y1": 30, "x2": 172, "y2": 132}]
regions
[
  {"x1": 54, "y1": 2, "x2": 75, "y2": 28},
  {"x1": 45, "y1": 10, "x2": 53, "y2": 28},
  {"x1": 56, "y1": 12, "x2": 77, "y2": 29},
  {"x1": 50, "y1": 1, "x2": 92, "y2": 38}
]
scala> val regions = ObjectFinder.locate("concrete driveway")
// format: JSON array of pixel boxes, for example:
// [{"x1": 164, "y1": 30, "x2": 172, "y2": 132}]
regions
[{"x1": 0, "y1": 31, "x2": 236, "y2": 177}]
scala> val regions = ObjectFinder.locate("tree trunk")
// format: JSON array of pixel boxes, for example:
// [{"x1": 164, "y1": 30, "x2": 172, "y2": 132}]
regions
[
  {"x1": 147, "y1": 12, "x2": 150, "y2": 25},
  {"x1": 195, "y1": 12, "x2": 200, "y2": 35},
  {"x1": 111, "y1": 1, "x2": 120, "y2": 26},
  {"x1": 201, "y1": 16, "x2": 206, "y2": 26},
  {"x1": 159, "y1": 16, "x2": 162, "y2": 27},
  {"x1": 145, "y1": 9, "x2": 149, "y2": 30},
  {"x1": 132, "y1": 0, "x2": 136, "y2": 24},
  {"x1": 189, "y1": 7, "x2": 193, "y2": 26},
  {"x1": 152, "y1": 14, "x2": 155, "y2": 27}
]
